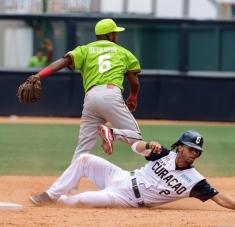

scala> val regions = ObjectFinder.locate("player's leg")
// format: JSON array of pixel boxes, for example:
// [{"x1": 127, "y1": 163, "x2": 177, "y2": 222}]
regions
[
  {"x1": 58, "y1": 191, "x2": 113, "y2": 207},
  {"x1": 71, "y1": 93, "x2": 106, "y2": 162},
  {"x1": 96, "y1": 86, "x2": 143, "y2": 144},
  {"x1": 59, "y1": 189, "x2": 132, "y2": 208},
  {"x1": 58, "y1": 190, "x2": 114, "y2": 207},
  {"x1": 47, "y1": 154, "x2": 123, "y2": 201}
]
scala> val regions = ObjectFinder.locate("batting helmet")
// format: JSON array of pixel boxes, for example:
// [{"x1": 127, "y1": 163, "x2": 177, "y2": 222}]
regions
[{"x1": 171, "y1": 130, "x2": 204, "y2": 152}]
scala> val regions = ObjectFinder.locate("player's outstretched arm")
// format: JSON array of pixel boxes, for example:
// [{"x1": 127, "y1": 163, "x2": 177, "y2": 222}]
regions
[
  {"x1": 211, "y1": 193, "x2": 235, "y2": 210},
  {"x1": 17, "y1": 56, "x2": 72, "y2": 104},
  {"x1": 131, "y1": 141, "x2": 161, "y2": 156},
  {"x1": 35, "y1": 56, "x2": 72, "y2": 78}
]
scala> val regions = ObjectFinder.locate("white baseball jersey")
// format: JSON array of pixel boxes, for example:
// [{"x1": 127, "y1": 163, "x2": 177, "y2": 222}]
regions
[{"x1": 134, "y1": 151, "x2": 204, "y2": 206}]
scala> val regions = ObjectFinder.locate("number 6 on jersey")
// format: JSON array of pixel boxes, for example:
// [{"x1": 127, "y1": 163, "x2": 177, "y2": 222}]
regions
[{"x1": 98, "y1": 54, "x2": 111, "y2": 73}]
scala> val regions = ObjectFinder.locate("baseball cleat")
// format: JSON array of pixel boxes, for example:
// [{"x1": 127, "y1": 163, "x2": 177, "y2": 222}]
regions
[
  {"x1": 29, "y1": 192, "x2": 53, "y2": 206},
  {"x1": 98, "y1": 125, "x2": 114, "y2": 155}
]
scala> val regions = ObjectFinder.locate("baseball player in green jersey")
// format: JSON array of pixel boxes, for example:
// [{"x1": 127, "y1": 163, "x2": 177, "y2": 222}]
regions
[{"x1": 25, "y1": 18, "x2": 143, "y2": 162}]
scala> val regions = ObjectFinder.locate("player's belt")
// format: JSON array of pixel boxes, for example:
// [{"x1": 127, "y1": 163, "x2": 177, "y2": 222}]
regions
[{"x1": 130, "y1": 171, "x2": 145, "y2": 207}]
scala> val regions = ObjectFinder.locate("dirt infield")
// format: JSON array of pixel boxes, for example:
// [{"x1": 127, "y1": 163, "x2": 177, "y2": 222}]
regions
[
  {"x1": 0, "y1": 176, "x2": 234, "y2": 227},
  {"x1": 0, "y1": 116, "x2": 235, "y2": 226},
  {"x1": 1, "y1": 116, "x2": 235, "y2": 126}
]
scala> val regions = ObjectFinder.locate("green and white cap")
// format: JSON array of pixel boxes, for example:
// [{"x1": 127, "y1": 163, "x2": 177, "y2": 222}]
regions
[{"x1": 95, "y1": 18, "x2": 125, "y2": 35}]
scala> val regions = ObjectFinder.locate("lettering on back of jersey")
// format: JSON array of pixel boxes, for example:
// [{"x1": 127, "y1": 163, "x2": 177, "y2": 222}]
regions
[{"x1": 89, "y1": 47, "x2": 117, "y2": 54}]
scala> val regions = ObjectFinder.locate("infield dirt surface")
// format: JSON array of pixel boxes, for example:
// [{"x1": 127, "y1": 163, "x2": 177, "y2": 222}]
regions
[
  {"x1": 0, "y1": 117, "x2": 235, "y2": 226},
  {"x1": 0, "y1": 176, "x2": 234, "y2": 227}
]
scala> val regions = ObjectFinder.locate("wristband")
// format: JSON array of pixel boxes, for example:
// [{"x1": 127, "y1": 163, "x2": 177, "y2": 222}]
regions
[
  {"x1": 131, "y1": 142, "x2": 152, "y2": 156},
  {"x1": 38, "y1": 66, "x2": 53, "y2": 78},
  {"x1": 128, "y1": 95, "x2": 137, "y2": 101}
]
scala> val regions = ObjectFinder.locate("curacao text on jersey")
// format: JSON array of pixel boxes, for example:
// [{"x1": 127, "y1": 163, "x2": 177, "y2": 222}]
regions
[{"x1": 152, "y1": 160, "x2": 187, "y2": 195}]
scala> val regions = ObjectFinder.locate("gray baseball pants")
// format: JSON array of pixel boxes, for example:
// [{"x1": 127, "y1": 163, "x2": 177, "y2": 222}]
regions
[{"x1": 71, "y1": 84, "x2": 142, "y2": 162}]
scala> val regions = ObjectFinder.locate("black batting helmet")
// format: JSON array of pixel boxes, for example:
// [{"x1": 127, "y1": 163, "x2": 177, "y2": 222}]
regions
[{"x1": 171, "y1": 130, "x2": 204, "y2": 152}]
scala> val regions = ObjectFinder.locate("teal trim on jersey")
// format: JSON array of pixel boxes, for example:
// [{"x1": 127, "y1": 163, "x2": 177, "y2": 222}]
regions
[{"x1": 66, "y1": 40, "x2": 141, "y2": 92}]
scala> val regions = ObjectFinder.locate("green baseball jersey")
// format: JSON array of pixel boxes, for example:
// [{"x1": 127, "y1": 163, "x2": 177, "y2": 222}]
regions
[
  {"x1": 66, "y1": 40, "x2": 141, "y2": 92},
  {"x1": 28, "y1": 56, "x2": 48, "y2": 68}
]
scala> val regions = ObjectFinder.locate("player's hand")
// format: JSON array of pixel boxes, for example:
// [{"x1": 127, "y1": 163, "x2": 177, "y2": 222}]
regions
[
  {"x1": 146, "y1": 141, "x2": 162, "y2": 154},
  {"x1": 17, "y1": 74, "x2": 41, "y2": 103},
  {"x1": 126, "y1": 95, "x2": 137, "y2": 112}
]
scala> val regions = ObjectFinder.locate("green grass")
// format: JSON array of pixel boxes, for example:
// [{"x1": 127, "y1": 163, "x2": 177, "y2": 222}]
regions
[{"x1": 0, "y1": 123, "x2": 235, "y2": 176}]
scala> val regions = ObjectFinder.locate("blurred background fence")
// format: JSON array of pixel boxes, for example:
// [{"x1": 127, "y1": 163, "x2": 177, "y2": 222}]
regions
[
  {"x1": 1, "y1": 0, "x2": 235, "y2": 18},
  {"x1": 0, "y1": 0, "x2": 235, "y2": 121}
]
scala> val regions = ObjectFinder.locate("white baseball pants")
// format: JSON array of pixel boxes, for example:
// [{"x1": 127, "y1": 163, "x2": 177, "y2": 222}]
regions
[{"x1": 47, "y1": 154, "x2": 138, "y2": 208}]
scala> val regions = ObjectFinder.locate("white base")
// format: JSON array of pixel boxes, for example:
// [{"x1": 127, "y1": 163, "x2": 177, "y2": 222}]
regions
[{"x1": 0, "y1": 202, "x2": 23, "y2": 210}]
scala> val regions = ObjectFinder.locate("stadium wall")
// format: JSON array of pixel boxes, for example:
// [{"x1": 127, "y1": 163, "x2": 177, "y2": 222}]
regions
[{"x1": 1, "y1": 69, "x2": 235, "y2": 121}]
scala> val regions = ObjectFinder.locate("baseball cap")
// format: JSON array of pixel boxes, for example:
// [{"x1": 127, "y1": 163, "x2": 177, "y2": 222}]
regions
[{"x1": 95, "y1": 18, "x2": 125, "y2": 35}]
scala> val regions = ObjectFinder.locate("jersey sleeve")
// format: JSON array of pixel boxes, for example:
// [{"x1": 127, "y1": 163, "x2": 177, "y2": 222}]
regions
[
  {"x1": 64, "y1": 46, "x2": 85, "y2": 70},
  {"x1": 145, "y1": 147, "x2": 170, "y2": 161},
  {"x1": 190, "y1": 179, "x2": 219, "y2": 202},
  {"x1": 125, "y1": 50, "x2": 141, "y2": 72}
]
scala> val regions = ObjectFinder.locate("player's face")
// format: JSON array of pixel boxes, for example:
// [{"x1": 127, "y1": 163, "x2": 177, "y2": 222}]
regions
[{"x1": 178, "y1": 145, "x2": 200, "y2": 165}]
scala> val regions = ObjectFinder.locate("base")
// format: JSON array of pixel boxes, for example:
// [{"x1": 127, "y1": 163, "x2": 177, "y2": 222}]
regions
[{"x1": 0, "y1": 202, "x2": 23, "y2": 210}]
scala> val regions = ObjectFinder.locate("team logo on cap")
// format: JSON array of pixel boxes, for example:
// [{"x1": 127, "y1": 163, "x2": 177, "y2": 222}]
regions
[{"x1": 195, "y1": 136, "x2": 201, "y2": 144}]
